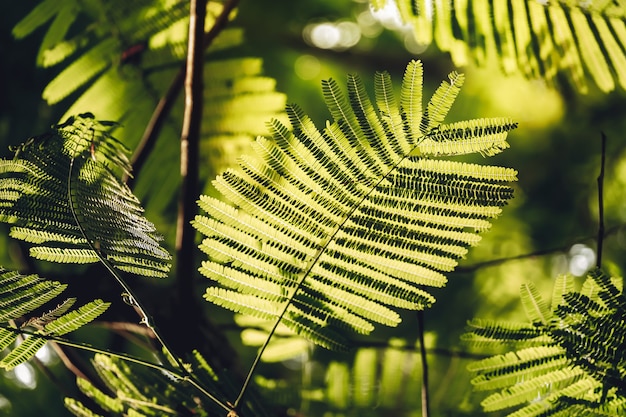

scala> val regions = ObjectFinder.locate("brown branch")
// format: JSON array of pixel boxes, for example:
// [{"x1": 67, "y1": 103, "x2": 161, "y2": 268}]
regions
[
  {"x1": 176, "y1": 0, "x2": 205, "y2": 279},
  {"x1": 124, "y1": 70, "x2": 185, "y2": 186},
  {"x1": 124, "y1": 0, "x2": 240, "y2": 185},
  {"x1": 161, "y1": 0, "x2": 242, "y2": 379}
]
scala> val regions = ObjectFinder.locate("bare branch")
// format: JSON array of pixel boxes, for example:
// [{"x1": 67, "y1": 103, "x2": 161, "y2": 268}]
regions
[{"x1": 125, "y1": 0, "x2": 241, "y2": 185}]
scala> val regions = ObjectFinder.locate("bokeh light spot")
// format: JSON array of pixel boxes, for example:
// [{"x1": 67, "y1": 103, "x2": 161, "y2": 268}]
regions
[
  {"x1": 9, "y1": 363, "x2": 37, "y2": 390},
  {"x1": 295, "y1": 54, "x2": 321, "y2": 80},
  {"x1": 357, "y1": 10, "x2": 383, "y2": 38},
  {"x1": 304, "y1": 20, "x2": 362, "y2": 50},
  {"x1": 309, "y1": 23, "x2": 341, "y2": 49},
  {"x1": 568, "y1": 243, "x2": 596, "y2": 276}
]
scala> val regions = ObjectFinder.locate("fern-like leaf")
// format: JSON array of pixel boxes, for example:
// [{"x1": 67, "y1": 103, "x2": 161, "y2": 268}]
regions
[
  {"x1": 381, "y1": 0, "x2": 626, "y2": 93},
  {"x1": 0, "y1": 266, "x2": 109, "y2": 370},
  {"x1": 520, "y1": 282, "x2": 552, "y2": 325},
  {"x1": 465, "y1": 269, "x2": 626, "y2": 416},
  {"x1": 0, "y1": 114, "x2": 171, "y2": 277},
  {"x1": 194, "y1": 60, "x2": 517, "y2": 350},
  {"x1": 65, "y1": 352, "x2": 270, "y2": 417}
]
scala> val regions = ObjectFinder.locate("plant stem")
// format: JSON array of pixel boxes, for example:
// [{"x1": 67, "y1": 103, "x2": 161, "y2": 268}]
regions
[
  {"x1": 596, "y1": 132, "x2": 607, "y2": 268},
  {"x1": 125, "y1": 0, "x2": 240, "y2": 185},
  {"x1": 455, "y1": 223, "x2": 626, "y2": 273},
  {"x1": 2, "y1": 323, "x2": 232, "y2": 412},
  {"x1": 67, "y1": 155, "x2": 231, "y2": 411},
  {"x1": 125, "y1": 0, "x2": 241, "y2": 376},
  {"x1": 417, "y1": 310, "x2": 430, "y2": 417},
  {"x1": 232, "y1": 141, "x2": 435, "y2": 412},
  {"x1": 124, "y1": 70, "x2": 185, "y2": 186},
  {"x1": 0, "y1": 324, "x2": 173, "y2": 375},
  {"x1": 175, "y1": 0, "x2": 205, "y2": 310}
]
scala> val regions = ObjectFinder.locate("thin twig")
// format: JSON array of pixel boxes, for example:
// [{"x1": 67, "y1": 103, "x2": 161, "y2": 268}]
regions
[
  {"x1": 0, "y1": 323, "x2": 233, "y2": 413},
  {"x1": 67, "y1": 150, "x2": 231, "y2": 411},
  {"x1": 124, "y1": 0, "x2": 242, "y2": 376},
  {"x1": 417, "y1": 311, "x2": 430, "y2": 417},
  {"x1": 455, "y1": 224, "x2": 626, "y2": 273},
  {"x1": 0, "y1": 324, "x2": 176, "y2": 375},
  {"x1": 597, "y1": 132, "x2": 607, "y2": 268},
  {"x1": 124, "y1": 70, "x2": 185, "y2": 186}
]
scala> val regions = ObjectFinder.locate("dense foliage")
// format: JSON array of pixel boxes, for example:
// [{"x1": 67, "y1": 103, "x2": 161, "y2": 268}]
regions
[{"x1": 1, "y1": 1, "x2": 626, "y2": 417}]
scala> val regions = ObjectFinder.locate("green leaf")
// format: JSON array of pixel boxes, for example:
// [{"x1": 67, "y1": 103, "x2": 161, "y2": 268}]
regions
[
  {"x1": 194, "y1": 60, "x2": 517, "y2": 350},
  {"x1": 0, "y1": 114, "x2": 172, "y2": 278},
  {"x1": 0, "y1": 266, "x2": 109, "y2": 370},
  {"x1": 388, "y1": 0, "x2": 626, "y2": 93},
  {"x1": 44, "y1": 300, "x2": 110, "y2": 336},
  {"x1": 520, "y1": 282, "x2": 551, "y2": 325},
  {"x1": 466, "y1": 269, "x2": 626, "y2": 415}
]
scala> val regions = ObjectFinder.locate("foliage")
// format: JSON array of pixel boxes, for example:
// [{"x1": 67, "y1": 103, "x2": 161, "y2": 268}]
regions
[
  {"x1": 193, "y1": 59, "x2": 517, "y2": 350},
  {"x1": 2, "y1": 1, "x2": 626, "y2": 417},
  {"x1": 378, "y1": 0, "x2": 626, "y2": 93},
  {"x1": 464, "y1": 269, "x2": 626, "y2": 416},
  {"x1": 0, "y1": 267, "x2": 109, "y2": 371},
  {"x1": 65, "y1": 352, "x2": 270, "y2": 417},
  {"x1": 0, "y1": 113, "x2": 171, "y2": 277},
  {"x1": 10, "y1": 0, "x2": 286, "y2": 214}
]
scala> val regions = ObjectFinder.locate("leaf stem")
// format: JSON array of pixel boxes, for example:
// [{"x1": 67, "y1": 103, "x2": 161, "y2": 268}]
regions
[
  {"x1": 175, "y1": 0, "x2": 205, "y2": 310},
  {"x1": 596, "y1": 132, "x2": 606, "y2": 268},
  {"x1": 0, "y1": 324, "x2": 232, "y2": 412},
  {"x1": 67, "y1": 155, "x2": 231, "y2": 411},
  {"x1": 417, "y1": 310, "x2": 430, "y2": 417},
  {"x1": 0, "y1": 324, "x2": 172, "y2": 374}
]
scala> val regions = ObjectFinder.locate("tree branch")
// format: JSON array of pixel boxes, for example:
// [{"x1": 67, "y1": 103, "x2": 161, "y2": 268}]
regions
[
  {"x1": 176, "y1": 0, "x2": 205, "y2": 285},
  {"x1": 124, "y1": 0, "x2": 240, "y2": 185},
  {"x1": 120, "y1": 0, "x2": 244, "y2": 385},
  {"x1": 455, "y1": 224, "x2": 626, "y2": 273}
]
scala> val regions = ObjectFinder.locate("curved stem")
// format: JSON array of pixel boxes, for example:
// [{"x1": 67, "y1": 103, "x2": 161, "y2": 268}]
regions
[
  {"x1": 0, "y1": 324, "x2": 175, "y2": 375},
  {"x1": 1, "y1": 323, "x2": 231, "y2": 411},
  {"x1": 66, "y1": 162, "x2": 179, "y2": 368},
  {"x1": 66, "y1": 154, "x2": 231, "y2": 412}
]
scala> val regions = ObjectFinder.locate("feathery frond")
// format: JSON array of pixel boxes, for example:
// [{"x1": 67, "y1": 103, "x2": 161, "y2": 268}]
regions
[
  {"x1": 65, "y1": 352, "x2": 270, "y2": 417},
  {"x1": 12, "y1": 2, "x2": 286, "y2": 215},
  {"x1": 380, "y1": 0, "x2": 626, "y2": 93},
  {"x1": 194, "y1": 60, "x2": 517, "y2": 350},
  {"x1": 465, "y1": 269, "x2": 626, "y2": 416},
  {"x1": 0, "y1": 266, "x2": 109, "y2": 370},
  {"x1": 0, "y1": 114, "x2": 171, "y2": 277}
]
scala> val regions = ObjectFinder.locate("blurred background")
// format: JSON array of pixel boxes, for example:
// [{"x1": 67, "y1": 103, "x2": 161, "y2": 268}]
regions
[{"x1": 1, "y1": 0, "x2": 626, "y2": 416}]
